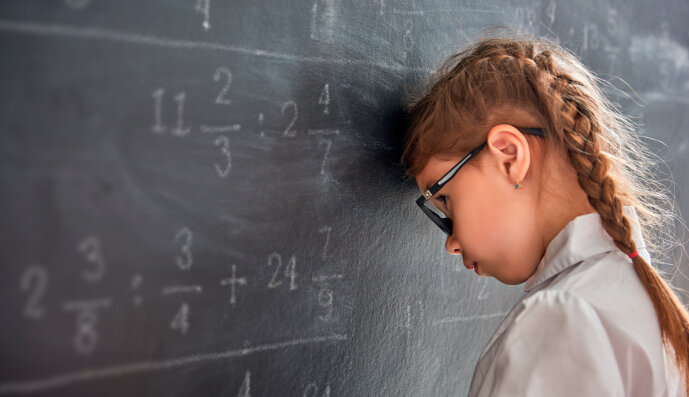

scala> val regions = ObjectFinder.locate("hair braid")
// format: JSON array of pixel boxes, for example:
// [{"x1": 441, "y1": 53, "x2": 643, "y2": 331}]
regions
[{"x1": 535, "y1": 49, "x2": 689, "y2": 393}]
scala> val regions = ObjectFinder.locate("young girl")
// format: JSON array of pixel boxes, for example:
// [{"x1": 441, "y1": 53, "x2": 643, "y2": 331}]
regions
[{"x1": 401, "y1": 32, "x2": 689, "y2": 396}]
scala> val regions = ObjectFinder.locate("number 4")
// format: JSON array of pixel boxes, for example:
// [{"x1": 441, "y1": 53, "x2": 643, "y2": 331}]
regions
[{"x1": 171, "y1": 302, "x2": 190, "y2": 334}]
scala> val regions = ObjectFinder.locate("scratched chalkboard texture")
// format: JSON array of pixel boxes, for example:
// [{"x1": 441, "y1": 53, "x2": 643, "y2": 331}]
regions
[{"x1": 1, "y1": 1, "x2": 688, "y2": 396}]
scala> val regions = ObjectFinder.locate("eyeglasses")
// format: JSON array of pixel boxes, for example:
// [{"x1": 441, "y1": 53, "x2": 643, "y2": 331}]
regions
[{"x1": 415, "y1": 127, "x2": 545, "y2": 235}]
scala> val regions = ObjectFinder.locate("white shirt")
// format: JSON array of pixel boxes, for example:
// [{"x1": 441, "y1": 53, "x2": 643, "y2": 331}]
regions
[{"x1": 467, "y1": 205, "x2": 686, "y2": 396}]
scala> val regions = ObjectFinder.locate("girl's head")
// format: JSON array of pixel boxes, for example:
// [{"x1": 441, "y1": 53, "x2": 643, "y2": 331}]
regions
[
  {"x1": 401, "y1": 31, "x2": 689, "y2": 390},
  {"x1": 413, "y1": 122, "x2": 594, "y2": 284},
  {"x1": 403, "y1": 33, "x2": 634, "y2": 283}
]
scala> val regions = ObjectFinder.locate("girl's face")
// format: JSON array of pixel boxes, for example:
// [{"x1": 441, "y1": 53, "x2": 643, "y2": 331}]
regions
[{"x1": 414, "y1": 125, "x2": 547, "y2": 285}]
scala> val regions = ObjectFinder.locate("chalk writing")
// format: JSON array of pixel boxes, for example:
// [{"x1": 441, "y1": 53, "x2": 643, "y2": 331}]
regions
[
  {"x1": 78, "y1": 236, "x2": 106, "y2": 282},
  {"x1": 195, "y1": 0, "x2": 211, "y2": 30},
  {"x1": 20, "y1": 265, "x2": 48, "y2": 319}
]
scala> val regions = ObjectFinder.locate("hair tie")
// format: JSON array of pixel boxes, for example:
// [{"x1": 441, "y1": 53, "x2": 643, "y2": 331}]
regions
[{"x1": 629, "y1": 250, "x2": 639, "y2": 259}]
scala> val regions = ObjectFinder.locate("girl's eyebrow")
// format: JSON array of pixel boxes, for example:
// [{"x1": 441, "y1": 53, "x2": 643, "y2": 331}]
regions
[{"x1": 424, "y1": 179, "x2": 436, "y2": 192}]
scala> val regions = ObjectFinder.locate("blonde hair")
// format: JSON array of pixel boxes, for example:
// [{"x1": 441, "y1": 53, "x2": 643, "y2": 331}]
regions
[{"x1": 401, "y1": 30, "x2": 689, "y2": 393}]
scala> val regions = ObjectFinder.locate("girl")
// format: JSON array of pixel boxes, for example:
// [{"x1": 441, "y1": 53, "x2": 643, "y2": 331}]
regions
[{"x1": 401, "y1": 31, "x2": 689, "y2": 396}]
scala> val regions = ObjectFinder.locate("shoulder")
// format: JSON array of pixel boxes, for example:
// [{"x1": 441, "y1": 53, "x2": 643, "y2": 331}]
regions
[
  {"x1": 476, "y1": 288, "x2": 609, "y2": 361},
  {"x1": 469, "y1": 289, "x2": 626, "y2": 396},
  {"x1": 529, "y1": 249, "x2": 647, "y2": 320},
  {"x1": 531, "y1": 250, "x2": 658, "y2": 338},
  {"x1": 492, "y1": 289, "x2": 617, "y2": 368},
  {"x1": 477, "y1": 282, "x2": 673, "y2": 396},
  {"x1": 510, "y1": 289, "x2": 606, "y2": 337}
]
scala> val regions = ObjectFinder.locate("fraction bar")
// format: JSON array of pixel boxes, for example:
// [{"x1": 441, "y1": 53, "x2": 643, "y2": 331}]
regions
[
  {"x1": 312, "y1": 274, "x2": 343, "y2": 282},
  {"x1": 199, "y1": 124, "x2": 241, "y2": 133},
  {"x1": 62, "y1": 298, "x2": 112, "y2": 311},
  {"x1": 307, "y1": 128, "x2": 340, "y2": 135},
  {"x1": 161, "y1": 285, "x2": 203, "y2": 296}
]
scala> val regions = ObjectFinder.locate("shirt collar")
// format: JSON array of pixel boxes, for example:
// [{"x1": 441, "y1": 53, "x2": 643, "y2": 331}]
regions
[{"x1": 523, "y1": 205, "x2": 649, "y2": 292}]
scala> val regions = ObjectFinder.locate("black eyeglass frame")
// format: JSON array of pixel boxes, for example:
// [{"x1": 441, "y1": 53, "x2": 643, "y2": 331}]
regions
[{"x1": 415, "y1": 127, "x2": 545, "y2": 235}]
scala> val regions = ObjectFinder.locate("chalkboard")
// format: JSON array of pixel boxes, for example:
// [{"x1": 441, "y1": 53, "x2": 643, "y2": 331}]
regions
[{"x1": 1, "y1": 1, "x2": 688, "y2": 396}]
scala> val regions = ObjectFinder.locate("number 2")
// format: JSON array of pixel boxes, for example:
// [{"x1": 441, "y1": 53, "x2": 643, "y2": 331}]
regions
[
  {"x1": 282, "y1": 101, "x2": 298, "y2": 137},
  {"x1": 20, "y1": 265, "x2": 47, "y2": 319},
  {"x1": 214, "y1": 67, "x2": 232, "y2": 105}
]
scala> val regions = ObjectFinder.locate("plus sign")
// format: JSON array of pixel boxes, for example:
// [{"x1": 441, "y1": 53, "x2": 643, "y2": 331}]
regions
[{"x1": 220, "y1": 264, "x2": 247, "y2": 306}]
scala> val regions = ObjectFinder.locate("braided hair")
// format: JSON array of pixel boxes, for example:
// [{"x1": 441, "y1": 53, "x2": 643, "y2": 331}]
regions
[{"x1": 401, "y1": 31, "x2": 689, "y2": 393}]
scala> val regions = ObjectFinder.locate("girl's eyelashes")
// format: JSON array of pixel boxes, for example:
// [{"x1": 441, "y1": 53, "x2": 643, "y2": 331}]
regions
[{"x1": 436, "y1": 194, "x2": 448, "y2": 208}]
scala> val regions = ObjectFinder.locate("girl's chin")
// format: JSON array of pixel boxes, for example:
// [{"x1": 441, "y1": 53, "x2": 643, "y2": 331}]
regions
[{"x1": 475, "y1": 264, "x2": 488, "y2": 277}]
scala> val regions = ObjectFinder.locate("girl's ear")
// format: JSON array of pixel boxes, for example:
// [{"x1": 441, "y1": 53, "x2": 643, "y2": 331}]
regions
[{"x1": 485, "y1": 124, "x2": 530, "y2": 185}]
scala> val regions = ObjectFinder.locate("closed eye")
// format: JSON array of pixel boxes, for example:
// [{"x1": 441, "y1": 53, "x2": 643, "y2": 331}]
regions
[{"x1": 434, "y1": 194, "x2": 449, "y2": 211}]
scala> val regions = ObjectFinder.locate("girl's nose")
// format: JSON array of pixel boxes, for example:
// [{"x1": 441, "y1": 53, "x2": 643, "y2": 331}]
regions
[{"x1": 445, "y1": 233, "x2": 462, "y2": 255}]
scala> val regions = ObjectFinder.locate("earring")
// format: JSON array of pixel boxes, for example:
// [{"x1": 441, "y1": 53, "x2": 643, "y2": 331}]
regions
[{"x1": 514, "y1": 181, "x2": 523, "y2": 189}]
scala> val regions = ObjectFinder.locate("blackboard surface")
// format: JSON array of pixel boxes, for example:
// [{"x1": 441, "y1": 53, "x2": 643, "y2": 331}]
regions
[{"x1": 1, "y1": 1, "x2": 688, "y2": 396}]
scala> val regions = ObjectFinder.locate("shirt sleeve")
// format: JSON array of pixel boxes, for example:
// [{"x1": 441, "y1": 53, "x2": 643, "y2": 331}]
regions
[{"x1": 468, "y1": 290, "x2": 625, "y2": 397}]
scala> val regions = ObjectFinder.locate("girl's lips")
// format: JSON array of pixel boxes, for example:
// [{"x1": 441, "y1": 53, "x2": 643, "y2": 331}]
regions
[{"x1": 465, "y1": 261, "x2": 477, "y2": 270}]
